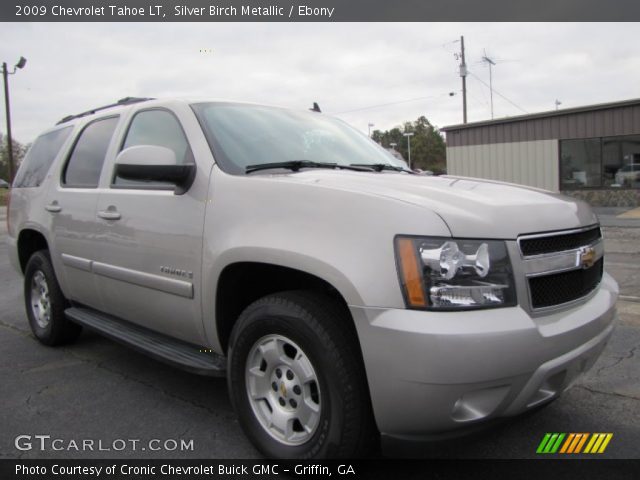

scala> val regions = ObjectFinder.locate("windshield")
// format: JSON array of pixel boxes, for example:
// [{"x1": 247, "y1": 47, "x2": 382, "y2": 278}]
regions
[{"x1": 192, "y1": 102, "x2": 399, "y2": 174}]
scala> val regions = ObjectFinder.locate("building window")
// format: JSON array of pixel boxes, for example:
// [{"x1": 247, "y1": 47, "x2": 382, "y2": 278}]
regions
[
  {"x1": 560, "y1": 135, "x2": 640, "y2": 190},
  {"x1": 560, "y1": 138, "x2": 601, "y2": 188},
  {"x1": 604, "y1": 135, "x2": 640, "y2": 188}
]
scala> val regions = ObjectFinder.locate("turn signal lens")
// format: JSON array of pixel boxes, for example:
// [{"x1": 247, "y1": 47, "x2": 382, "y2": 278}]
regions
[{"x1": 396, "y1": 237, "x2": 427, "y2": 307}]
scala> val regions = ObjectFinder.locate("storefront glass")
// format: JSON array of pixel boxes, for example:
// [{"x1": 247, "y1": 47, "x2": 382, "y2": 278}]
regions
[{"x1": 560, "y1": 135, "x2": 640, "y2": 189}]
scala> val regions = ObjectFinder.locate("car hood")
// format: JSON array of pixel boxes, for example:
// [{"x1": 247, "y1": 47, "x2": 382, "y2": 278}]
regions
[{"x1": 268, "y1": 171, "x2": 598, "y2": 239}]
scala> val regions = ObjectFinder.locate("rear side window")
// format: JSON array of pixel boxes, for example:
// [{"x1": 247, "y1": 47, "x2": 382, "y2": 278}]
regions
[
  {"x1": 13, "y1": 127, "x2": 73, "y2": 188},
  {"x1": 63, "y1": 116, "x2": 119, "y2": 187},
  {"x1": 114, "y1": 109, "x2": 193, "y2": 187}
]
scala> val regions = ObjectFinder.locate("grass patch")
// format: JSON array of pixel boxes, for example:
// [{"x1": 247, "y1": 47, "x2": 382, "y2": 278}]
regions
[{"x1": 0, "y1": 189, "x2": 8, "y2": 207}]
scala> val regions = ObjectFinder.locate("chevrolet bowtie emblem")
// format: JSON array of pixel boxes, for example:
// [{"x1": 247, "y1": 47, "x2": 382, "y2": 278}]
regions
[{"x1": 580, "y1": 246, "x2": 597, "y2": 269}]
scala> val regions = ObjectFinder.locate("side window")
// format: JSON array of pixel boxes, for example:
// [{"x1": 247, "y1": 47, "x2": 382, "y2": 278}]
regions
[
  {"x1": 63, "y1": 116, "x2": 119, "y2": 187},
  {"x1": 114, "y1": 109, "x2": 193, "y2": 186},
  {"x1": 13, "y1": 127, "x2": 73, "y2": 188}
]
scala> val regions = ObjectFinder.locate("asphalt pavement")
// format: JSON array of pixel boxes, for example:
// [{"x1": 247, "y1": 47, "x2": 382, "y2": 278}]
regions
[{"x1": 0, "y1": 206, "x2": 638, "y2": 459}]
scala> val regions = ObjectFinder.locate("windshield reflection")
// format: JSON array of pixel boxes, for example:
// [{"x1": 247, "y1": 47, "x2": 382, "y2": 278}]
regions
[{"x1": 192, "y1": 102, "x2": 398, "y2": 175}]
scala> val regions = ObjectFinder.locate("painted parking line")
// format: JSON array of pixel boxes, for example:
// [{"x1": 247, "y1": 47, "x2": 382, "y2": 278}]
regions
[{"x1": 616, "y1": 207, "x2": 640, "y2": 219}]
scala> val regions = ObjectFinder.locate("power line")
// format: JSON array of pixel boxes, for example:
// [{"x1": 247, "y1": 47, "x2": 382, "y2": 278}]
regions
[
  {"x1": 467, "y1": 93, "x2": 489, "y2": 110},
  {"x1": 331, "y1": 91, "x2": 455, "y2": 115},
  {"x1": 468, "y1": 70, "x2": 528, "y2": 115},
  {"x1": 335, "y1": 42, "x2": 465, "y2": 79},
  {"x1": 467, "y1": 80, "x2": 491, "y2": 110},
  {"x1": 468, "y1": 74, "x2": 490, "y2": 108}
]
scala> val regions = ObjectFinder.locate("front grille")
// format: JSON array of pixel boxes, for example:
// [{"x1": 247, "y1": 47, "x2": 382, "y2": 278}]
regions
[
  {"x1": 529, "y1": 258, "x2": 604, "y2": 309},
  {"x1": 520, "y1": 226, "x2": 601, "y2": 256}
]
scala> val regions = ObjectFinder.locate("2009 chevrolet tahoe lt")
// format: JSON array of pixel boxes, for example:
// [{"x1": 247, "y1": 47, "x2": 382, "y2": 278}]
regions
[{"x1": 8, "y1": 97, "x2": 618, "y2": 458}]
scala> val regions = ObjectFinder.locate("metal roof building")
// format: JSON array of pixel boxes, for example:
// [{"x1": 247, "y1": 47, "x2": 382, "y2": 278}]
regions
[{"x1": 442, "y1": 98, "x2": 640, "y2": 206}]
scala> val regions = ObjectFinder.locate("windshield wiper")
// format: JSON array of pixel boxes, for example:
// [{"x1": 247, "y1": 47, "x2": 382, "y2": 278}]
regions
[
  {"x1": 349, "y1": 163, "x2": 415, "y2": 174},
  {"x1": 246, "y1": 160, "x2": 373, "y2": 174}
]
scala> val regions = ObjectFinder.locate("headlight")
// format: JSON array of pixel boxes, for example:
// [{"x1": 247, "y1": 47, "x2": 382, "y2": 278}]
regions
[{"x1": 395, "y1": 236, "x2": 517, "y2": 310}]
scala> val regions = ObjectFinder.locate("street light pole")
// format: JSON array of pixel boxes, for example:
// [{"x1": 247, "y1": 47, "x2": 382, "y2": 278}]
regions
[
  {"x1": 403, "y1": 132, "x2": 414, "y2": 169},
  {"x1": 2, "y1": 63, "x2": 14, "y2": 183},
  {"x1": 368, "y1": 122, "x2": 374, "y2": 138},
  {"x1": 2, "y1": 56, "x2": 27, "y2": 183}
]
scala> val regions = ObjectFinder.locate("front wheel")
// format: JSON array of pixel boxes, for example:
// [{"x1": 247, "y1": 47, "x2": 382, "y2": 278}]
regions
[{"x1": 227, "y1": 291, "x2": 378, "y2": 459}]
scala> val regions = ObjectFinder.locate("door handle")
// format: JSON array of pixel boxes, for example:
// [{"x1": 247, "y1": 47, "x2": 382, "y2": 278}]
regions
[
  {"x1": 97, "y1": 209, "x2": 121, "y2": 221},
  {"x1": 45, "y1": 202, "x2": 62, "y2": 213}
]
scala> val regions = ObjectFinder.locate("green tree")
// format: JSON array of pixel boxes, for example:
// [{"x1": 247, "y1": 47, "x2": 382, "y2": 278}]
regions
[
  {"x1": 372, "y1": 116, "x2": 447, "y2": 173},
  {"x1": 0, "y1": 132, "x2": 29, "y2": 181}
]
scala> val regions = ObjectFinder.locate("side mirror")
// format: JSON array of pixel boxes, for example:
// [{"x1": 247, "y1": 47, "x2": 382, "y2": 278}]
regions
[{"x1": 114, "y1": 145, "x2": 195, "y2": 195}]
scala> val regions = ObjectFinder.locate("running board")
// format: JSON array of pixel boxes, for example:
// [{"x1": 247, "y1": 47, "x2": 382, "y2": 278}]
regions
[{"x1": 65, "y1": 307, "x2": 226, "y2": 377}]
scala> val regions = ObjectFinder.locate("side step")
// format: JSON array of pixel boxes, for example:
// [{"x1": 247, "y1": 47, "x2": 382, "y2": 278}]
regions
[{"x1": 65, "y1": 307, "x2": 226, "y2": 377}]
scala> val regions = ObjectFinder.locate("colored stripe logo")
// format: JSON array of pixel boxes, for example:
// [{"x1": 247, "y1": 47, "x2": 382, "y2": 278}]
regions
[{"x1": 536, "y1": 433, "x2": 613, "y2": 454}]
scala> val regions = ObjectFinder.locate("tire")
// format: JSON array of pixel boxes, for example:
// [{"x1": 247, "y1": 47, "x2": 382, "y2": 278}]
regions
[
  {"x1": 227, "y1": 290, "x2": 378, "y2": 459},
  {"x1": 24, "y1": 250, "x2": 82, "y2": 346}
]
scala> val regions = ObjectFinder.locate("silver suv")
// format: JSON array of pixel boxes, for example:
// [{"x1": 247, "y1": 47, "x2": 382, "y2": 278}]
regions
[
  {"x1": 8, "y1": 97, "x2": 618, "y2": 458},
  {"x1": 615, "y1": 162, "x2": 640, "y2": 187}
]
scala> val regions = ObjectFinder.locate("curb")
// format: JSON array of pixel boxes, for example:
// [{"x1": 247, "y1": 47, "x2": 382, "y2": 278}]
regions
[{"x1": 619, "y1": 295, "x2": 640, "y2": 304}]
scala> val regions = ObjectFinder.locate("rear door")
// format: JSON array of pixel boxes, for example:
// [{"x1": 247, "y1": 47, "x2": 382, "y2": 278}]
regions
[
  {"x1": 93, "y1": 106, "x2": 210, "y2": 345},
  {"x1": 45, "y1": 116, "x2": 120, "y2": 310}
]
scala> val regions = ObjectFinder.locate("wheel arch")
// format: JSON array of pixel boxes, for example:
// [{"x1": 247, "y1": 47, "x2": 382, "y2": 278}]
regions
[
  {"x1": 17, "y1": 228, "x2": 50, "y2": 273},
  {"x1": 215, "y1": 261, "x2": 361, "y2": 356}
]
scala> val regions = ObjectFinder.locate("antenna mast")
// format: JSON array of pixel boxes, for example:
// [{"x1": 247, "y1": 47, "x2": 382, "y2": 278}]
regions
[{"x1": 482, "y1": 49, "x2": 496, "y2": 119}]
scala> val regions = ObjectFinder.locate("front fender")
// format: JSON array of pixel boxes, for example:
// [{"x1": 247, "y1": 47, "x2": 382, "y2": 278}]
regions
[{"x1": 199, "y1": 168, "x2": 451, "y2": 350}]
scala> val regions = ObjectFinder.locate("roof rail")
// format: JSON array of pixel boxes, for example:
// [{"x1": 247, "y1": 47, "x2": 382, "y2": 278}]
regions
[{"x1": 56, "y1": 97, "x2": 154, "y2": 125}]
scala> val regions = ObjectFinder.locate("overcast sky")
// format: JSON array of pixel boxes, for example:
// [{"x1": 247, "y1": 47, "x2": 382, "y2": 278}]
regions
[{"x1": 1, "y1": 22, "x2": 638, "y2": 143}]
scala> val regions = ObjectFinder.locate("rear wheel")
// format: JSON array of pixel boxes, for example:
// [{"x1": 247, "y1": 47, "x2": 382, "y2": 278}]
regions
[
  {"x1": 24, "y1": 250, "x2": 82, "y2": 346},
  {"x1": 228, "y1": 291, "x2": 378, "y2": 458}
]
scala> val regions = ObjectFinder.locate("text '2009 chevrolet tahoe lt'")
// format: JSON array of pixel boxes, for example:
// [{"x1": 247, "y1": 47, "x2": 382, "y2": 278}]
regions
[{"x1": 8, "y1": 97, "x2": 618, "y2": 458}]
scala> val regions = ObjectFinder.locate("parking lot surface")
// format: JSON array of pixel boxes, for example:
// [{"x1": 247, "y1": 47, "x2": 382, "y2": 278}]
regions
[{"x1": 1, "y1": 207, "x2": 638, "y2": 459}]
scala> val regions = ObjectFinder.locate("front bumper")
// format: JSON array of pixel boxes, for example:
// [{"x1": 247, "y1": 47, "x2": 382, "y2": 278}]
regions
[{"x1": 350, "y1": 272, "x2": 618, "y2": 440}]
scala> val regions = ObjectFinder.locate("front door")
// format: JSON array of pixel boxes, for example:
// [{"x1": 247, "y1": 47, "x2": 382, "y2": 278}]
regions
[{"x1": 92, "y1": 108, "x2": 208, "y2": 345}]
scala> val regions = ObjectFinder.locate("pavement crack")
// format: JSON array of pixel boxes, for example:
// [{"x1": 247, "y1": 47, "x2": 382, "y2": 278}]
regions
[
  {"x1": 595, "y1": 345, "x2": 639, "y2": 376},
  {"x1": 178, "y1": 426, "x2": 193, "y2": 439},
  {"x1": 25, "y1": 384, "x2": 51, "y2": 418},
  {"x1": 3, "y1": 318, "x2": 234, "y2": 422},
  {"x1": 575, "y1": 384, "x2": 640, "y2": 401},
  {"x1": 0, "y1": 319, "x2": 30, "y2": 337},
  {"x1": 60, "y1": 348, "x2": 232, "y2": 419}
]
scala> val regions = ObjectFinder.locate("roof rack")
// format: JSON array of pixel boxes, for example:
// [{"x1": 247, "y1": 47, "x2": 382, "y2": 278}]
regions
[{"x1": 56, "y1": 97, "x2": 154, "y2": 125}]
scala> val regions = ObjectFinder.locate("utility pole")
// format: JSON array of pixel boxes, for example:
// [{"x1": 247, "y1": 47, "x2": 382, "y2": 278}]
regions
[
  {"x1": 482, "y1": 49, "x2": 496, "y2": 119},
  {"x1": 2, "y1": 63, "x2": 15, "y2": 182},
  {"x1": 459, "y1": 36, "x2": 468, "y2": 124},
  {"x1": 2, "y1": 56, "x2": 27, "y2": 183}
]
